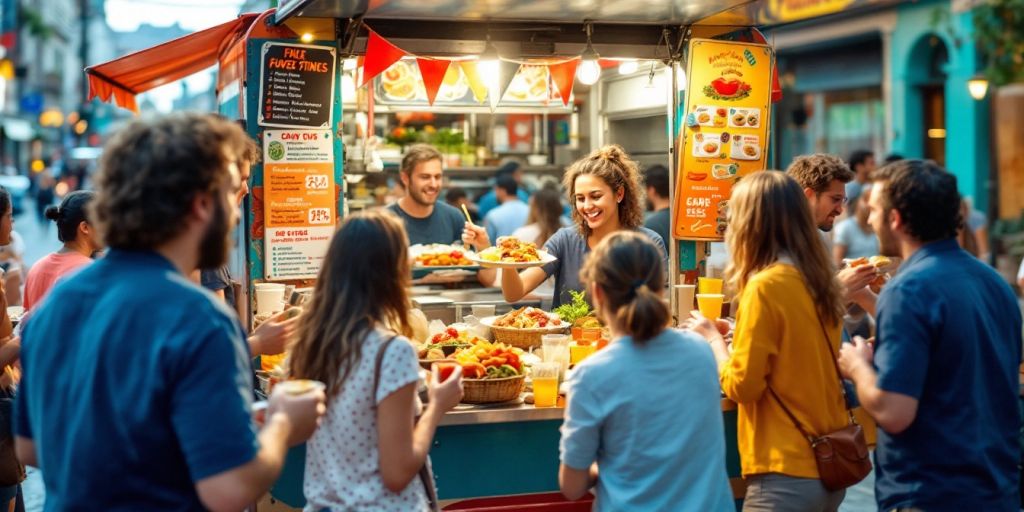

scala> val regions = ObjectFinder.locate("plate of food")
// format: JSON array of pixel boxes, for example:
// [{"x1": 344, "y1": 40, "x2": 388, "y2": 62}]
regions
[
  {"x1": 410, "y1": 244, "x2": 480, "y2": 269},
  {"x1": 469, "y1": 237, "x2": 557, "y2": 269},
  {"x1": 481, "y1": 307, "x2": 566, "y2": 331},
  {"x1": 417, "y1": 326, "x2": 486, "y2": 368}
]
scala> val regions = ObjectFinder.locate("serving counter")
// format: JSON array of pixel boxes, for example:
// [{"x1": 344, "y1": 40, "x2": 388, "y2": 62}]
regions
[{"x1": 269, "y1": 398, "x2": 746, "y2": 509}]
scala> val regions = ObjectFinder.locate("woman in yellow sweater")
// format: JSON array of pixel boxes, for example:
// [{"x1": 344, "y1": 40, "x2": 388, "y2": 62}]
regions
[{"x1": 686, "y1": 171, "x2": 850, "y2": 511}]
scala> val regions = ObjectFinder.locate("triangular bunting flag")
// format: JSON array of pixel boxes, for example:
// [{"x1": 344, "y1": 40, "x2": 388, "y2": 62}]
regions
[
  {"x1": 362, "y1": 30, "x2": 406, "y2": 87},
  {"x1": 491, "y1": 61, "x2": 521, "y2": 111},
  {"x1": 547, "y1": 59, "x2": 579, "y2": 106},
  {"x1": 459, "y1": 61, "x2": 489, "y2": 103},
  {"x1": 416, "y1": 58, "x2": 451, "y2": 106}
]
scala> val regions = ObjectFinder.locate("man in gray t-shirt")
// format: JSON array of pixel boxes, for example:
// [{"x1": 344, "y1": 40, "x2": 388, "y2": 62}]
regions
[{"x1": 387, "y1": 144, "x2": 467, "y2": 246}]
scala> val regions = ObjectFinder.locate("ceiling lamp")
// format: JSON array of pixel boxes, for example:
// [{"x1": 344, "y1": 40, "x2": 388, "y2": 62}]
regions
[
  {"x1": 577, "y1": 24, "x2": 601, "y2": 86},
  {"x1": 618, "y1": 60, "x2": 638, "y2": 75},
  {"x1": 967, "y1": 73, "x2": 989, "y2": 100},
  {"x1": 477, "y1": 38, "x2": 500, "y2": 83}
]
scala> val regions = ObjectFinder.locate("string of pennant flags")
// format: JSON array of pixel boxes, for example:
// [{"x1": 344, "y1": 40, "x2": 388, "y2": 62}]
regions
[
  {"x1": 355, "y1": 28, "x2": 782, "y2": 108},
  {"x1": 358, "y1": 29, "x2": 584, "y2": 108}
]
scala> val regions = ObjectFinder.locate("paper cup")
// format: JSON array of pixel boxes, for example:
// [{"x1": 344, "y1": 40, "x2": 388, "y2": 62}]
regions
[
  {"x1": 276, "y1": 379, "x2": 326, "y2": 396},
  {"x1": 674, "y1": 284, "x2": 696, "y2": 322},
  {"x1": 255, "y1": 283, "x2": 286, "y2": 316}
]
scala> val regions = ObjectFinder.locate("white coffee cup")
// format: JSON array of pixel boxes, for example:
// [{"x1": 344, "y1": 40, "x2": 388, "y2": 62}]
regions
[{"x1": 255, "y1": 283, "x2": 287, "y2": 316}]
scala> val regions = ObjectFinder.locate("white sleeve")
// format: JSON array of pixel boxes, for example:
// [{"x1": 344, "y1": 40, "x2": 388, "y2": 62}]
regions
[{"x1": 375, "y1": 337, "x2": 421, "y2": 404}]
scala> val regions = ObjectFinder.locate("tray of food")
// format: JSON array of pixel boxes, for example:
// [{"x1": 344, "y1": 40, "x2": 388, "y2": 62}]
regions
[
  {"x1": 469, "y1": 237, "x2": 556, "y2": 269},
  {"x1": 410, "y1": 244, "x2": 480, "y2": 269}
]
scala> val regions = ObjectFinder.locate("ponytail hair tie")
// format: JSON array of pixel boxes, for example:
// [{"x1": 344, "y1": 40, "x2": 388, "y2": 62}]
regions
[{"x1": 631, "y1": 279, "x2": 645, "y2": 291}]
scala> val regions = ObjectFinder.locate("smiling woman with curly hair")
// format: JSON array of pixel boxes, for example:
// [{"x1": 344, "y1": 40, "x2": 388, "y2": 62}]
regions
[{"x1": 464, "y1": 145, "x2": 667, "y2": 308}]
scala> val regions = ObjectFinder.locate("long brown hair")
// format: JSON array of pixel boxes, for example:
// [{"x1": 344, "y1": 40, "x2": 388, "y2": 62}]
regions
[
  {"x1": 562, "y1": 145, "x2": 645, "y2": 238},
  {"x1": 580, "y1": 231, "x2": 669, "y2": 342},
  {"x1": 290, "y1": 210, "x2": 412, "y2": 397},
  {"x1": 725, "y1": 171, "x2": 844, "y2": 325},
  {"x1": 527, "y1": 186, "x2": 564, "y2": 246}
]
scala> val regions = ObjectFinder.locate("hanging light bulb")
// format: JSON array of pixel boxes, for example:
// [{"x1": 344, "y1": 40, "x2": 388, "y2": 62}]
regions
[
  {"x1": 477, "y1": 38, "x2": 501, "y2": 88},
  {"x1": 577, "y1": 23, "x2": 601, "y2": 86},
  {"x1": 618, "y1": 59, "x2": 638, "y2": 75}
]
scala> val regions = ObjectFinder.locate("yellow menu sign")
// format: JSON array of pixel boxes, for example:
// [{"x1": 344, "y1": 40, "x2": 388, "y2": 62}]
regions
[{"x1": 673, "y1": 39, "x2": 774, "y2": 240}]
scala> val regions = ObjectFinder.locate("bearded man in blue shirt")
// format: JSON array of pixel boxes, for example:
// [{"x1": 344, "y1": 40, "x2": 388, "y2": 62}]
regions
[
  {"x1": 14, "y1": 114, "x2": 326, "y2": 511},
  {"x1": 839, "y1": 159, "x2": 1021, "y2": 511}
]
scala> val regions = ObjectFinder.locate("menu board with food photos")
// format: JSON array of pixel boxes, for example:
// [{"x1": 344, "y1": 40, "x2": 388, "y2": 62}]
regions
[
  {"x1": 374, "y1": 59, "x2": 571, "y2": 109},
  {"x1": 672, "y1": 39, "x2": 773, "y2": 240}
]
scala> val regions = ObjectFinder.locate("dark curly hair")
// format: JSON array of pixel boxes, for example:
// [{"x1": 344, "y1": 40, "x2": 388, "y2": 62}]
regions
[
  {"x1": 563, "y1": 145, "x2": 645, "y2": 238},
  {"x1": 90, "y1": 113, "x2": 249, "y2": 250},
  {"x1": 785, "y1": 154, "x2": 855, "y2": 194},
  {"x1": 871, "y1": 159, "x2": 960, "y2": 243}
]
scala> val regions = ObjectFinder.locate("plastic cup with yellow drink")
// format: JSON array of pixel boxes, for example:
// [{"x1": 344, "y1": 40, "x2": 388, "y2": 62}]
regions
[
  {"x1": 696, "y1": 294, "x2": 725, "y2": 321},
  {"x1": 531, "y1": 362, "x2": 561, "y2": 408},
  {"x1": 698, "y1": 277, "x2": 723, "y2": 295}
]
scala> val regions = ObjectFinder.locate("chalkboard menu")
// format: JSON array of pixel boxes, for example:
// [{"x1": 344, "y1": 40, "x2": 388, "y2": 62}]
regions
[{"x1": 258, "y1": 42, "x2": 336, "y2": 129}]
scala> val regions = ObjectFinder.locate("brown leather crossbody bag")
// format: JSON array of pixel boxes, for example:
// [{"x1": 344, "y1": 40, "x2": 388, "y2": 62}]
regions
[{"x1": 767, "y1": 314, "x2": 872, "y2": 491}]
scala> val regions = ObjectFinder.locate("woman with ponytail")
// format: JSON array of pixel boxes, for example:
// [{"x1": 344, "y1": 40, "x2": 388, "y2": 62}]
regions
[
  {"x1": 24, "y1": 190, "x2": 101, "y2": 311},
  {"x1": 558, "y1": 232, "x2": 732, "y2": 511},
  {"x1": 464, "y1": 145, "x2": 667, "y2": 308}
]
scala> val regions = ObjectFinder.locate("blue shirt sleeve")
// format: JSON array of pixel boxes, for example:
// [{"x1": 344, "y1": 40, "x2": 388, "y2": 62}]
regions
[
  {"x1": 560, "y1": 366, "x2": 603, "y2": 471},
  {"x1": 169, "y1": 322, "x2": 259, "y2": 481},
  {"x1": 874, "y1": 281, "x2": 935, "y2": 399},
  {"x1": 484, "y1": 214, "x2": 498, "y2": 244}
]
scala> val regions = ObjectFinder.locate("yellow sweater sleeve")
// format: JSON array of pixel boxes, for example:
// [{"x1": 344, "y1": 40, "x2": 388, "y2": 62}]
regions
[{"x1": 720, "y1": 279, "x2": 779, "y2": 404}]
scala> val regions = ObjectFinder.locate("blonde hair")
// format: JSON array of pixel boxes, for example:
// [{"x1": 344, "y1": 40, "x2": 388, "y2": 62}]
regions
[
  {"x1": 562, "y1": 145, "x2": 645, "y2": 238},
  {"x1": 580, "y1": 231, "x2": 669, "y2": 342},
  {"x1": 725, "y1": 171, "x2": 844, "y2": 325}
]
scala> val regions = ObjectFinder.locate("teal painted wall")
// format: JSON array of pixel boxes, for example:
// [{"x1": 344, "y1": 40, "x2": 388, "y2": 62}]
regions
[{"x1": 891, "y1": 0, "x2": 991, "y2": 212}]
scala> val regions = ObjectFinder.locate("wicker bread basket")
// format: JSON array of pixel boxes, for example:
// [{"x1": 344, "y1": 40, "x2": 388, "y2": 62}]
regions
[
  {"x1": 461, "y1": 375, "x2": 526, "y2": 404},
  {"x1": 490, "y1": 325, "x2": 569, "y2": 349}
]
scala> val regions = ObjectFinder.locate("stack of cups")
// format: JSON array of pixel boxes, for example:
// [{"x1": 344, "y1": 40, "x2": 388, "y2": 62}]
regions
[
  {"x1": 696, "y1": 277, "x2": 725, "y2": 321},
  {"x1": 541, "y1": 334, "x2": 570, "y2": 377}
]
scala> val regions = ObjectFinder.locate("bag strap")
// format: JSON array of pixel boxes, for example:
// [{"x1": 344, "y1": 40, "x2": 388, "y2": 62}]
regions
[
  {"x1": 372, "y1": 333, "x2": 399, "y2": 410},
  {"x1": 371, "y1": 333, "x2": 440, "y2": 511},
  {"x1": 767, "y1": 310, "x2": 856, "y2": 441}
]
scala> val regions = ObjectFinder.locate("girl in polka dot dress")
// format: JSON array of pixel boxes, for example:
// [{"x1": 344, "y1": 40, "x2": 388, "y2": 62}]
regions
[{"x1": 290, "y1": 210, "x2": 464, "y2": 511}]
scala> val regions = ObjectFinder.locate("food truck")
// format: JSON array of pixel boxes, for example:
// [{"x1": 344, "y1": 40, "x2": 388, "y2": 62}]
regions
[{"x1": 84, "y1": 0, "x2": 781, "y2": 508}]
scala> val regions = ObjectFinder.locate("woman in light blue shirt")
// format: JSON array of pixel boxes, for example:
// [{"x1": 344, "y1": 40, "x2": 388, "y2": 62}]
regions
[{"x1": 558, "y1": 232, "x2": 733, "y2": 511}]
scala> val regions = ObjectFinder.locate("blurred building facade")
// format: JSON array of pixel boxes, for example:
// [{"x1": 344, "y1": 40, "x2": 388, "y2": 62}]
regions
[{"x1": 766, "y1": 0, "x2": 990, "y2": 212}]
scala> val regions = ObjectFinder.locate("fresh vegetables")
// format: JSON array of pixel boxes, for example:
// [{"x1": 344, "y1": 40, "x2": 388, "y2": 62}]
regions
[
  {"x1": 418, "y1": 327, "x2": 484, "y2": 360},
  {"x1": 553, "y1": 290, "x2": 593, "y2": 325},
  {"x1": 453, "y1": 341, "x2": 524, "y2": 379}
]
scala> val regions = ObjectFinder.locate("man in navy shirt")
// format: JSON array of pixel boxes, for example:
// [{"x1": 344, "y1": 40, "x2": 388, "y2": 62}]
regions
[
  {"x1": 387, "y1": 144, "x2": 468, "y2": 246},
  {"x1": 839, "y1": 159, "x2": 1022, "y2": 511},
  {"x1": 14, "y1": 114, "x2": 325, "y2": 511}
]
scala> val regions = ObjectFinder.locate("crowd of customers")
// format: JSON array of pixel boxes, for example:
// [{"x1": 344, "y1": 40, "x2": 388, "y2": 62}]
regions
[{"x1": 0, "y1": 111, "x2": 1017, "y2": 512}]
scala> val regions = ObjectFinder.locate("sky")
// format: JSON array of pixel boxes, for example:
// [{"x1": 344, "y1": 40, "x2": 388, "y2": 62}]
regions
[{"x1": 104, "y1": 0, "x2": 249, "y2": 111}]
